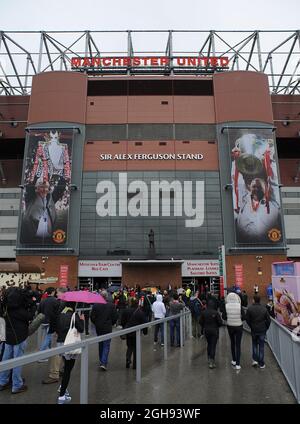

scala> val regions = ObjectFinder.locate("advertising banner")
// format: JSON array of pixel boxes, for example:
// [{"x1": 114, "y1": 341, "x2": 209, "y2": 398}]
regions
[
  {"x1": 78, "y1": 260, "x2": 122, "y2": 277},
  {"x1": 20, "y1": 129, "x2": 73, "y2": 245},
  {"x1": 182, "y1": 260, "x2": 220, "y2": 277},
  {"x1": 59, "y1": 265, "x2": 69, "y2": 287},
  {"x1": 228, "y1": 129, "x2": 283, "y2": 245},
  {"x1": 234, "y1": 264, "x2": 244, "y2": 288}
]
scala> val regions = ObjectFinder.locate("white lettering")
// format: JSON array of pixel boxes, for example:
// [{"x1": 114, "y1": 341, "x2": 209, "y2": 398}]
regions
[
  {"x1": 150, "y1": 180, "x2": 182, "y2": 217},
  {"x1": 96, "y1": 181, "x2": 116, "y2": 216},
  {"x1": 118, "y1": 172, "x2": 127, "y2": 216},
  {"x1": 184, "y1": 181, "x2": 205, "y2": 227},
  {"x1": 95, "y1": 173, "x2": 205, "y2": 228},
  {"x1": 98, "y1": 153, "x2": 204, "y2": 161},
  {"x1": 128, "y1": 180, "x2": 148, "y2": 217}
]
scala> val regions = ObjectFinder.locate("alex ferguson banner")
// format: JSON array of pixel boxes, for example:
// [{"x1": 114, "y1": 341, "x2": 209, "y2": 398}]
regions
[
  {"x1": 20, "y1": 129, "x2": 73, "y2": 245},
  {"x1": 229, "y1": 129, "x2": 283, "y2": 245}
]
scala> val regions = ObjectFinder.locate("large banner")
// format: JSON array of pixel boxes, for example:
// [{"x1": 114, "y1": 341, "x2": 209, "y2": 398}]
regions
[
  {"x1": 229, "y1": 129, "x2": 283, "y2": 245},
  {"x1": 20, "y1": 129, "x2": 73, "y2": 245}
]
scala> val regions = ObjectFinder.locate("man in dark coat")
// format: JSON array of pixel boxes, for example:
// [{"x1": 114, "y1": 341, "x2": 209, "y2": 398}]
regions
[
  {"x1": 246, "y1": 295, "x2": 271, "y2": 369},
  {"x1": 121, "y1": 298, "x2": 147, "y2": 369},
  {"x1": 199, "y1": 300, "x2": 222, "y2": 369},
  {"x1": 90, "y1": 290, "x2": 118, "y2": 371},
  {"x1": 38, "y1": 287, "x2": 59, "y2": 353},
  {"x1": 0, "y1": 287, "x2": 35, "y2": 393}
]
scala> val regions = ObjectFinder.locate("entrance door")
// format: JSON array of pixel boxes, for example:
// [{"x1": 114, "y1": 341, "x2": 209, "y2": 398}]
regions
[
  {"x1": 78, "y1": 277, "x2": 93, "y2": 291},
  {"x1": 182, "y1": 276, "x2": 220, "y2": 298}
]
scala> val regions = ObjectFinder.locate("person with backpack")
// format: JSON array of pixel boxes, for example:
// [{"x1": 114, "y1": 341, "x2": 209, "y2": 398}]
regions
[{"x1": 189, "y1": 291, "x2": 204, "y2": 338}]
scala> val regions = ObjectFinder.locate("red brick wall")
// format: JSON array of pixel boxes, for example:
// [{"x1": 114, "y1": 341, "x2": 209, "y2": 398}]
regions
[
  {"x1": 279, "y1": 159, "x2": 300, "y2": 187},
  {"x1": 16, "y1": 255, "x2": 78, "y2": 289},
  {"x1": 122, "y1": 263, "x2": 182, "y2": 290},
  {"x1": 225, "y1": 253, "x2": 286, "y2": 300}
]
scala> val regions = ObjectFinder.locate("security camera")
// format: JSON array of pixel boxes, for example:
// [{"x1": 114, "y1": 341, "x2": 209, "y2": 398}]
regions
[{"x1": 282, "y1": 119, "x2": 290, "y2": 127}]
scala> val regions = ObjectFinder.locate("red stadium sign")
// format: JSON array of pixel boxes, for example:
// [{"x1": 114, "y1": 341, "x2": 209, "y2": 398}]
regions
[{"x1": 71, "y1": 56, "x2": 229, "y2": 71}]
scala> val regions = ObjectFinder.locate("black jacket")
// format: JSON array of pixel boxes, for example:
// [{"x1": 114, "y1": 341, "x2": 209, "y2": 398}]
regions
[
  {"x1": 56, "y1": 309, "x2": 84, "y2": 343},
  {"x1": 4, "y1": 306, "x2": 35, "y2": 345},
  {"x1": 90, "y1": 303, "x2": 118, "y2": 335},
  {"x1": 38, "y1": 296, "x2": 60, "y2": 332},
  {"x1": 199, "y1": 304, "x2": 222, "y2": 334},
  {"x1": 121, "y1": 307, "x2": 148, "y2": 338},
  {"x1": 246, "y1": 303, "x2": 271, "y2": 335}
]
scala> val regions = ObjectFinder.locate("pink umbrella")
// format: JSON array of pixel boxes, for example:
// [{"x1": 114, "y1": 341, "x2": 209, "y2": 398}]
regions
[{"x1": 58, "y1": 290, "x2": 106, "y2": 304}]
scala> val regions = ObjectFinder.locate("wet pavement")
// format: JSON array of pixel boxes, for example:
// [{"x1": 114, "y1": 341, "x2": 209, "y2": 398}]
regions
[{"x1": 0, "y1": 326, "x2": 296, "y2": 404}]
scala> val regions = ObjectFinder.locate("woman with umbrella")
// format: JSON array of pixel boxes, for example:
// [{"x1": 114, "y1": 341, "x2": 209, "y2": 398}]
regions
[
  {"x1": 56, "y1": 301, "x2": 84, "y2": 404},
  {"x1": 56, "y1": 290, "x2": 106, "y2": 403}
]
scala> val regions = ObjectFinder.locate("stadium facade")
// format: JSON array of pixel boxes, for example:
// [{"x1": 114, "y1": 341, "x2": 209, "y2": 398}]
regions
[{"x1": 0, "y1": 30, "x2": 299, "y2": 296}]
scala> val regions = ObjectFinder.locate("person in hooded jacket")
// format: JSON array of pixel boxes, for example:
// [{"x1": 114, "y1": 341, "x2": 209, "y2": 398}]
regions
[
  {"x1": 0, "y1": 287, "x2": 35, "y2": 394},
  {"x1": 222, "y1": 292, "x2": 246, "y2": 370},
  {"x1": 199, "y1": 299, "x2": 222, "y2": 369},
  {"x1": 152, "y1": 294, "x2": 166, "y2": 346}
]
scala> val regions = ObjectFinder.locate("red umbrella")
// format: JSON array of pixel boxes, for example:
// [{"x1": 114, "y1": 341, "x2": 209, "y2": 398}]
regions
[{"x1": 58, "y1": 290, "x2": 106, "y2": 304}]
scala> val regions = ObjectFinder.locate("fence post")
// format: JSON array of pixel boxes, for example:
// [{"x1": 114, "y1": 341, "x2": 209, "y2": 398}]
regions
[
  {"x1": 36, "y1": 325, "x2": 43, "y2": 350},
  {"x1": 136, "y1": 329, "x2": 141, "y2": 383},
  {"x1": 189, "y1": 314, "x2": 193, "y2": 338},
  {"x1": 180, "y1": 312, "x2": 184, "y2": 347},
  {"x1": 80, "y1": 344, "x2": 89, "y2": 404},
  {"x1": 291, "y1": 338, "x2": 300, "y2": 403},
  {"x1": 163, "y1": 321, "x2": 168, "y2": 360}
]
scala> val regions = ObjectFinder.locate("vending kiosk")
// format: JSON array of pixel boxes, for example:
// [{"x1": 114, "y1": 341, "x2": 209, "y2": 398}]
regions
[{"x1": 272, "y1": 261, "x2": 300, "y2": 331}]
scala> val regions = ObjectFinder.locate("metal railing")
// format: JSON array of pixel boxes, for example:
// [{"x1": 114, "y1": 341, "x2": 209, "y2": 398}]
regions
[
  {"x1": 267, "y1": 318, "x2": 300, "y2": 403},
  {"x1": 0, "y1": 30, "x2": 299, "y2": 95},
  {"x1": 0, "y1": 309, "x2": 191, "y2": 404}
]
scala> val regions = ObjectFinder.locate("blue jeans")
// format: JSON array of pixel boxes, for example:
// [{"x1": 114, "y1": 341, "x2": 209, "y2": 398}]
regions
[
  {"x1": 40, "y1": 324, "x2": 52, "y2": 351},
  {"x1": 251, "y1": 333, "x2": 266, "y2": 366},
  {"x1": 154, "y1": 319, "x2": 164, "y2": 344},
  {"x1": 0, "y1": 340, "x2": 27, "y2": 391},
  {"x1": 170, "y1": 318, "x2": 180, "y2": 346},
  {"x1": 98, "y1": 340, "x2": 111, "y2": 366}
]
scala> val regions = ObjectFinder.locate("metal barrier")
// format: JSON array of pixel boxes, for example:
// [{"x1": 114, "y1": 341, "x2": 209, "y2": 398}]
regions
[
  {"x1": 267, "y1": 318, "x2": 300, "y2": 404},
  {"x1": 0, "y1": 309, "x2": 191, "y2": 404}
]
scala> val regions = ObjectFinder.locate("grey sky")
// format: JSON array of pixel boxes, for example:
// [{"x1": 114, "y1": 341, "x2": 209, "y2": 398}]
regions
[{"x1": 1, "y1": 0, "x2": 299, "y2": 32}]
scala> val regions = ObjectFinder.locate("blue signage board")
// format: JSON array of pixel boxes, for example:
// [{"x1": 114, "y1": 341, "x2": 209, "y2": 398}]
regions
[{"x1": 273, "y1": 262, "x2": 295, "y2": 276}]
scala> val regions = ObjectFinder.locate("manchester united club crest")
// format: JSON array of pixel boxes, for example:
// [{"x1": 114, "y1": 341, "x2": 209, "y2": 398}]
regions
[
  {"x1": 52, "y1": 229, "x2": 66, "y2": 244},
  {"x1": 268, "y1": 228, "x2": 282, "y2": 242}
]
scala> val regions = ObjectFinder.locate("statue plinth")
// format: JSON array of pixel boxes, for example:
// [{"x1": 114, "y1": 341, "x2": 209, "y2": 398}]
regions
[{"x1": 147, "y1": 247, "x2": 156, "y2": 259}]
